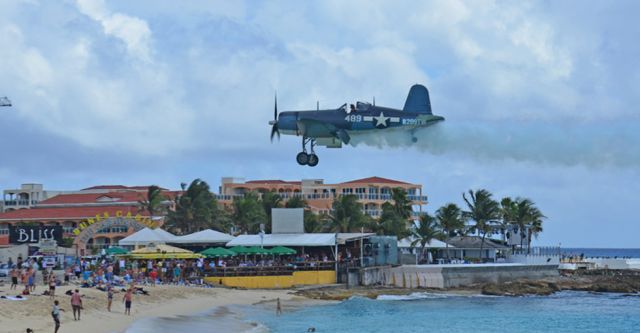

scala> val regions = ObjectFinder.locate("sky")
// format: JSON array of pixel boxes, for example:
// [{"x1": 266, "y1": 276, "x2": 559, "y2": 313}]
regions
[{"x1": 0, "y1": 0, "x2": 639, "y2": 247}]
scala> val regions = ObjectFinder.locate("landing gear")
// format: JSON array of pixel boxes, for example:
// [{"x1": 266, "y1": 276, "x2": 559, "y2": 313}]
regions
[
  {"x1": 411, "y1": 136, "x2": 418, "y2": 143},
  {"x1": 296, "y1": 152, "x2": 309, "y2": 165},
  {"x1": 297, "y1": 137, "x2": 319, "y2": 167}
]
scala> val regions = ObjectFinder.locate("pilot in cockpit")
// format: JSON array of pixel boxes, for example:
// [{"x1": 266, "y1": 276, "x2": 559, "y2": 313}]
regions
[{"x1": 350, "y1": 104, "x2": 356, "y2": 113}]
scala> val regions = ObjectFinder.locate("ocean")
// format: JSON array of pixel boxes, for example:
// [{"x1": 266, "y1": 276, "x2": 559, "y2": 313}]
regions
[
  {"x1": 125, "y1": 291, "x2": 640, "y2": 333},
  {"x1": 561, "y1": 248, "x2": 640, "y2": 258},
  {"x1": 250, "y1": 292, "x2": 640, "y2": 333}
]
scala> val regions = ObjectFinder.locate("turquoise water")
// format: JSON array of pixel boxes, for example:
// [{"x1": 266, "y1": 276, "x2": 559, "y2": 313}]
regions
[{"x1": 250, "y1": 292, "x2": 640, "y2": 333}]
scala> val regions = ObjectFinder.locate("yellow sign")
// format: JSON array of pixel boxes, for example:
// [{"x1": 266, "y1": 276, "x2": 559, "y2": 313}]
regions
[{"x1": 72, "y1": 210, "x2": 157, "y2": 236}]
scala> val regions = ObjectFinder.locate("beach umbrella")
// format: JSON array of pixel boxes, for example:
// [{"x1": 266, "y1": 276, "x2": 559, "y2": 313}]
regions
[
  {"x1": 269, "y1": 246, "x2": 296, "y2": 255},
  {"x1": 228, "y1": 246, "x2": 252, "y2": 254},
  {"x1": 200, "y1": 247, "x2": 236, "y2": 258},
  {"x1": 129, "y1": 244, "x2": 202, "y2": 259},
  {"x1": 246, "y1": 246, "x2": 272, "y2": 255},
  {"x1": 105, "y1": 246, "x2": 129, "y2": 255}
]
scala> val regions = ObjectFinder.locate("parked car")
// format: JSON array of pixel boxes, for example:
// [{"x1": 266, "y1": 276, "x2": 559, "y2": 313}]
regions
[{"x1": 0, "y1": 263, "x2": 10, "y2": 277}]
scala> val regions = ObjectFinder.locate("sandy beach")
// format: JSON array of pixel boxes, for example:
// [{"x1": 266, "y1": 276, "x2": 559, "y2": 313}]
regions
[{"x1": 0, "y1": 282, "x2": 315, "y2": 333}]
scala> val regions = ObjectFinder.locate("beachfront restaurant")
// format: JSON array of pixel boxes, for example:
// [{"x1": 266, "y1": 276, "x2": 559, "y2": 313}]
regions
[{"x1": 203, "y1": 233, "x2": 373, "y2": 288}]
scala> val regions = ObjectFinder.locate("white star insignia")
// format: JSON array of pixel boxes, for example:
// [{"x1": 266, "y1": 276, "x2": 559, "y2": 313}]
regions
[{"x1": 374, "y1": 112, "x2": 389, "y2": 127}]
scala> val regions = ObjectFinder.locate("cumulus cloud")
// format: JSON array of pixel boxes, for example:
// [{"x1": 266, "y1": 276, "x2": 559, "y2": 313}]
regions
[{"x1": 76, "y1": 0, "x2": 152, "y2": 62}]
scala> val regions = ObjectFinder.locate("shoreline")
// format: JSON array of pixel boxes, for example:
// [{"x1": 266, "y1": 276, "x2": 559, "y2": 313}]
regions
[{"x1": 0, "y1": 284, "x2": 320, "y2": 333}]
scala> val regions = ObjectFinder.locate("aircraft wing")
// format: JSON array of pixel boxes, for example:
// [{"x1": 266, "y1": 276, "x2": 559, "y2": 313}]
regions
[{"x1": 297, "y1": 119, "x2": 350, "y2": 146}]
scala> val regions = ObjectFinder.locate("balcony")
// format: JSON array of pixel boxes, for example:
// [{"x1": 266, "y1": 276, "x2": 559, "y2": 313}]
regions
[{"x1": 3, "y1": 200, "x2": 39, "y2": 206}]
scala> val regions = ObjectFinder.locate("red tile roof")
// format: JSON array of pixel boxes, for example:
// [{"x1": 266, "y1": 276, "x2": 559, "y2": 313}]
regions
[
  {"x1": 341, "y1": 177, "x2": 412, "y2": 185},
  {"x1": 80, "y1": 185, "x2": 168, "y2": 191},
  {"x1": 39, "y1": 192, "x2": 146, "y2": 205},
  {"x1": 0, "y1": 206, "x2": 149, "y2": 221}
]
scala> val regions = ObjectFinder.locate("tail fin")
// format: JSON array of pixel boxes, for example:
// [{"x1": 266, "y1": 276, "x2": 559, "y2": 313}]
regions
[{"x1": 403, "y1": 84, "x2": 432, "y2": 114}]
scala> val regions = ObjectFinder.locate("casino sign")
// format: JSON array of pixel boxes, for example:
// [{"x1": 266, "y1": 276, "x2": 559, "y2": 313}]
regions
[{"x1": 72, "y1": 210, "x2": 159, "y2": 250}]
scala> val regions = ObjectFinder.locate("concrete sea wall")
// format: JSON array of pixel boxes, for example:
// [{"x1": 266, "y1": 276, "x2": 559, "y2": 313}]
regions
[{"x1": 360, "y1": 263, "x2": 559, "y2": 289}]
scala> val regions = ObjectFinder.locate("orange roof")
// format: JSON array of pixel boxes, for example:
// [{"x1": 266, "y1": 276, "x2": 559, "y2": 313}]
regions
[
  {"x1": 39, "y1": 192, "x2": 146, "y2": 205},
  {"x1": 81, "y1": 185, "x2": 168, "y2": 191},
  {"x1": 0, "y1": 206, "x2": 149, "y2": 221},
  {"x1": 341, "y1": 177, "x2": 412, "y2": 185}
]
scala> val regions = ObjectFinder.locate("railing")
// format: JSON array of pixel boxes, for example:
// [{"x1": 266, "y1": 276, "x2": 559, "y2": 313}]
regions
[
  {"x1": 214, "y1": 193, "x2": 427, "y2": 203},
  {"x1": 3, "y1": 200, "x2": 38, "y2": 206},
  {"x1": 204, "y1": 261, "x2": 335, "y2": 277}
]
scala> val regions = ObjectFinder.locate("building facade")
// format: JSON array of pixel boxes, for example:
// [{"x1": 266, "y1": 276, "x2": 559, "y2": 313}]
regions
[
  {"x1": 0, "y1": 185, "x2": 171, "y2": 255},
  {"x1": 218, "y1": 176, "x2": 428, "y2": 217}
]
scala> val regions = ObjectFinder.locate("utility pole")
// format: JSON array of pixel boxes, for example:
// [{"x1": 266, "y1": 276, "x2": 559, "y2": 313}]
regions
[{"x1": 0, "y1": 96, "x2": 11, "y2": 107}]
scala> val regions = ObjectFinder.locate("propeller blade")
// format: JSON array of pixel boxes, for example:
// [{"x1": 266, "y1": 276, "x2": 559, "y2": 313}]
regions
[
  {"x1": 270, "y1": 124, "x2": 280, "y2": 142},
  {"x1": 274, "y1": 92, "x2": 278, "y2": 121}
]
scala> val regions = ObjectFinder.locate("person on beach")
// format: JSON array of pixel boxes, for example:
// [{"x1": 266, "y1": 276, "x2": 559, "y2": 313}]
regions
[
  {"x1": 123, "y1": 288, "x2": 133, "y2": 315},
  {"x1": 107, "y1": 285, "x2": 113, "y2": 312},
  {"x1": 276, "y1": 297, "x2": 282, "y2": 316},
  {"x1": 10, "y1": 267, "x2": 19, "y2": 290},
  {"x1": 71, "y1": 289, "x2": 83, "y2": 321},
  {"x1": 51, "y1": 300, "x2": 65, "y2": 333},
  {"x1": 49, "y1": 273, "x2": 57, "y2": 299}
]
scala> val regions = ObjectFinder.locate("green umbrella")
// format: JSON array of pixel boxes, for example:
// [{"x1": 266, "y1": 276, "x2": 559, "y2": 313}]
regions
[
  {"x1": 269, "y1": 246, "x2": 296, "y2": 255},
  {"x1": 246, "y1": 246, "x2": 271, "y2": 255},
  {"x1": 228, "y1": 246, "x2": 252, "y2": 254},
  {"x1": 200, "y1": 247, "x2": 236, "y2": 258},
  {"x1": 105, "y1": 246, "x2": 129, "y2": 255}
]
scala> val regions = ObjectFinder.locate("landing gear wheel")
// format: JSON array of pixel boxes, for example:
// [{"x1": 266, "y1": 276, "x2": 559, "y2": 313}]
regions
[
  {"x1": 411, "y1": 136, "x2": 418, "y2": 143},
  {"x1": 296, "y1": 152, "x2": 309, "y2": 165},
  {"x1": 307, "y1": 154, "x2": 319, "y2": 167}
]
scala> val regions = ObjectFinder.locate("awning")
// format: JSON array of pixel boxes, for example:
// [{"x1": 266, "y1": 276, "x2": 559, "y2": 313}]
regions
[
  {"x1": 397, "y1": 237, "x2": 453, "y2": 249},
  {"x1": 171, "y1": 229, "x2": 234, "y2": 244},
  {"x1": 227, "y1": 233, "x2": 337, "y2": 247},
  {"x1": 118, "y1": 228, "x2": 177, "y2": 246},
  {"x1": 200, "y1": 247, "x2": 236, "y2": 258}
]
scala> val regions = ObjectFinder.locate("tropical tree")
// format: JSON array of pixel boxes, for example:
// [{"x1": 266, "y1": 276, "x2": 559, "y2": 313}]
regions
[
  {"x1": 462, "y1": 189, "x2": 501, "y2": 261},
  {"x1": 232, "y1": 191, "x2": 267, "y2": 233},
  {"x1": 285, "y1": 196, "x2": 307, "y2": 209},
  {"x1": 498, "y1": 197, "x2": 517, "y2": 244},
  {"x1": 327, "y1": 194, "x2": 367, "y2": 232},
  {"x1": 304, "y1": 211, "x2": 328, "y2": 233},
  {"x1": 138, "y1": 185, "x2": 165, "y2": 216},
  {"x1": 165, "y1": 179, "x2": 228, "y2": 235},
  {"x1": 525, "y1": 202, "x2": 545, "y2": 253},
  {"x1": 377, "y1": 202, "x2": 410, "y2": 238},
  {"x1": 261, "y1": 191, "x2": 283, "y2": 228},
  {"x1": 435, "y1": 203, "x2": 466, "y2": 259},
  {"x1": 410, "y1": 213, "x2": 442, "y2": 263},
  {"x1": 391, "y1": 188, "x2": 413, "y2": 219}
]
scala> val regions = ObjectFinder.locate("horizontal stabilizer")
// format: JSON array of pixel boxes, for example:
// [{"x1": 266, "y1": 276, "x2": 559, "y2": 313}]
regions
[{"x1": 403, "y1": 84, "x2": 432, "y2": 114}]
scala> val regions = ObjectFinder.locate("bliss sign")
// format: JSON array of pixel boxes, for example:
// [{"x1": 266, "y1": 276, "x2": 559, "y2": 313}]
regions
[{"x1": 9, "y1": 226, "x2": 63, "y2": 244}]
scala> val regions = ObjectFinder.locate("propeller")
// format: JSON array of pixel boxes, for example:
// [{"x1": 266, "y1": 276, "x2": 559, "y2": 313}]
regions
[{"x1": 270, "y1": 93, "x2": 280, "y2": 142}]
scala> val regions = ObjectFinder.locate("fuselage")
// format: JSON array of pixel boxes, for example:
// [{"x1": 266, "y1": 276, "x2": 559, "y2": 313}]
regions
[{"x1": 277, "y1": 102, "x2": 444, "y2": 138}]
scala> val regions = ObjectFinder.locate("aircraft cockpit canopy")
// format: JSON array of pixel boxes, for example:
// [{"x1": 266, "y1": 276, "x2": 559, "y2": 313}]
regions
[{"x1": 356, "y1": 101, "x2": 371, "y2": 111}]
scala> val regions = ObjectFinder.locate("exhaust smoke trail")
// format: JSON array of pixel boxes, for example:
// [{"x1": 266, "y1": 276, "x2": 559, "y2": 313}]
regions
[{"x1": 350, "y1": 120, "x2": 639, "y2": 168}]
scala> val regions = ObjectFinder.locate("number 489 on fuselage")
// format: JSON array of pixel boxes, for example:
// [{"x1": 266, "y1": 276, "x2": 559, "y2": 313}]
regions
[{"x1": 269, "y1": 84, "x2": 444, "y2": 167}]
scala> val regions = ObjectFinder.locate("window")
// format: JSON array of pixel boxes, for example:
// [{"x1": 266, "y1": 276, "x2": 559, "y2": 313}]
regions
[{"x1": 355, "y1": 188, "x2": 366, "y2": 194}]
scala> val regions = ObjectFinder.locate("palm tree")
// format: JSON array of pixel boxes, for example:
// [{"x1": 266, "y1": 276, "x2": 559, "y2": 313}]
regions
[
  {"x1": 391, "y1": 188, "x2": 413, "y2": 219},
  {"x1": 285, "y1": 196, "x2": 307, "y2": 209},
  {"x1": 138, "y1": 185, "x2": 165, "y2": 216},
  {"x1": 435, "y1": 203, "x2": 465, "y2": 259},
  {"x1": 462, "y1": 189, "x2": 500, "y2": 261},
  {"x1": 165, "y1": 179, "x2": 227, "y2": 234},
  {"x1": 499, "y1": 197, "x2": 517, "y2": 244},
  {"x1": 378, "y1": 202, "x2": 410, "y2": 238},
  {"x1": 327, "y1": 194, "x2": 366, "y2": 232},
  {"x1": 304, "y1": 211, "x2": 328, "y2": 233},
  {"x1": 525, "y1": 202, "x2": 545, "y2": 253},
  {"x1": 410, "y1": 213, "x2": 442, "y2": 263},
  {"x1": 261, "y1": 191, "x2": 282, "y2": 228},
  {"x1": 232, "y1": 191, "x2": 267, "y2": 233}
]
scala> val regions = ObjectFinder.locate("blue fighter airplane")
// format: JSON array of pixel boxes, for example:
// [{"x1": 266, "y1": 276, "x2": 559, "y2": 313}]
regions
[{"x1": 269, "y1": 84, "x2": 444, "y2": 167}]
